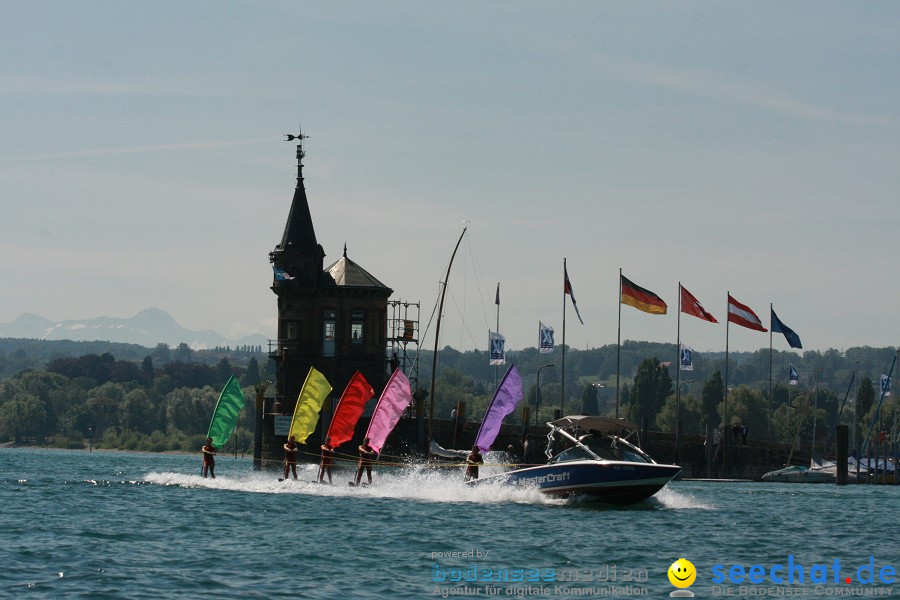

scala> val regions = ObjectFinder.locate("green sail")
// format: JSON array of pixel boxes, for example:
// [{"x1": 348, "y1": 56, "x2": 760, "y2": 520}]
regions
[{"x1": 206, "y1": 376, "x2": 246, "y2": 448}]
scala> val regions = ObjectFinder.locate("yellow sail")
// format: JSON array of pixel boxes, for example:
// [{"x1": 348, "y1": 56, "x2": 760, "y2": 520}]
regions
[{"x1": 288, "y1": 367, "x2": 333, "y2": 443}]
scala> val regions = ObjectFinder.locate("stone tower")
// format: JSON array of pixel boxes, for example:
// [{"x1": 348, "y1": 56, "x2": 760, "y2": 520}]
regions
[{"x1": 261, "y1": 132, "x2": 393, "y2": 467}]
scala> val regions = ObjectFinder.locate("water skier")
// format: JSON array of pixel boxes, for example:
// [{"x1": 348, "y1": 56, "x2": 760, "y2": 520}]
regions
[
  {"x1": 201, "y1": 437, "x2": 216, "y2": 478},
  {"x1": 355, "y1": 437, "x2": 377, "y2": 486},
  {"x1": 318, "y1": 436, "x2": 334, "y2": 484},
  {"x1": 283, "y1": 435, "x2": 299, "y2": 481},
  {"x1": 465, "y1": 445, "x2": 483, "y2": 481}
]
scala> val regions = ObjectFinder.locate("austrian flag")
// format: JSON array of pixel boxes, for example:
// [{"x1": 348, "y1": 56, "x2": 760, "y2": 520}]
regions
[{"x1": 727, "y1": 294, "x2": 767, "y2": 332}]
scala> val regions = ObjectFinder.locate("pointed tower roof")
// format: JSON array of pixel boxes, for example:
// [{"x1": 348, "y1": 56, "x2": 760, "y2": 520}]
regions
[
  {"x1": 326, "y1": 244, "x2": 392, "y2": 291},
  {"x1": 278, "y1": 131, "x2": 319, "y2": 252}
]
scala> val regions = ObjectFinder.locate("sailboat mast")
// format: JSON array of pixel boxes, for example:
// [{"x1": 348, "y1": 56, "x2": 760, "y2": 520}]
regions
[{"x1": 428, "y1": 226, "x2": 467, "y2": 447}]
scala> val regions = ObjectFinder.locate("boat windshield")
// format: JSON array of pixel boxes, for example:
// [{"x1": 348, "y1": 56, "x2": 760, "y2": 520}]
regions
[{"x1": 549, "y1": 435, "x2": 652, "y2": 464}]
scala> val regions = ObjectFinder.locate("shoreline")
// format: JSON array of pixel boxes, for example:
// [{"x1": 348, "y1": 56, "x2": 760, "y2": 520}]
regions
[{"x1": 0, "y1": 442, "x2": 252, "y2": 458}]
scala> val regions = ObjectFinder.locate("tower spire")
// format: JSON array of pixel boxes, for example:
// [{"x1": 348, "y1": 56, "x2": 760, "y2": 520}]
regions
[
  {"x1": 285, "y1": 126, "x2": 308, "y2": 186},
  {"x1": 274, "y1": 126, "x2": 323, "y2": 263}
]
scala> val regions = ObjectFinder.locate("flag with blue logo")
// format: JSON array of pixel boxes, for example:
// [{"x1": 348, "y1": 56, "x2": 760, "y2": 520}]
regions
[
  {"x1": 789, "y1": 364, "x2": 799, "y2": 386},
  {"x1": 273, "y1": 266, "x2": 294, "y2": 281},
  {"x1": 539, "y1": 322, "x2": 554, "y2": 354},
  {"x1": 881, "y1": 374, "x2": 891, "y2": 396},
  {"x1": 680, "y1": 344, "x2": 694, "y2": 371},
  {"x1": 489, "y1": 331, "x2": 506, "y2": 366}
]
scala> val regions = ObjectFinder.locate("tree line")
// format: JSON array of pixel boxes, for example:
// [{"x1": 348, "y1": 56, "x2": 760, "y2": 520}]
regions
[
  {"x1": 0, "y1": 351, "x2": 270, "y2": 452},
  {"x1": 0, "y1": 338, "x2": 895, "y2": 454}
]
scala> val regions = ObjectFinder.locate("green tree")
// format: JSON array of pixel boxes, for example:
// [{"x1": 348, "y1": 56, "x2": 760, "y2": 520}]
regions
[
  {"x1": 726, "y1": 385, "x2": 767, "y2": 441},
  {"x1": 242, "y1": 357, "x2": 261, "y2": 387},
  {"x1": 141, "y1": 356, "x2": 155, "y2": 380},
  {"x1": 657, "y1": 392, "x2": 702, "y2": 435},
  {"x1": 120, "y1": 389, "x2": 155, "y2": 434},
  {"x1": 0, "y1": 393, "x2": 46, "y2": 442},
  {"x1": 165, "y1": 387, "x2": 218, "y2": 434},
  {"x1": 857, "y1": 377, "x2": 875, "y2": 419},
  {"x1": 628, "y1": 357, "x2": 672, "y2": 430},
  {"x1": 174, "y1": 343, "x2": 193, "y2": 363},
  {"x1": 701, "y1": 370, "x2": 724, "y2": 428},
  {"x1": 581, "y1": 383, "x2": 598, "y2": 415},
  {"x1": 216, "y1": 358, "x2": 234, "y2": 385},
  {"x1": 152, "y1": 343, "x2": 171, "y2": 364}
]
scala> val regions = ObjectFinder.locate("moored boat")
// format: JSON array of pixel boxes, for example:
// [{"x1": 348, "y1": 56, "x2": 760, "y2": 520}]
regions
[{"x1": 761, "y1": 463, "x2": 835, "y2": 483}]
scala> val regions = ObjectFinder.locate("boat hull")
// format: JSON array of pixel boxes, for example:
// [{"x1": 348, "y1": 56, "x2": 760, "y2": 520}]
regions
[
  {"x1": 471, "y1": 460, "x2": 681, "y2": 505},
  {"x1": 761, "y1": 466, "x2": 835, "y2": 484}
]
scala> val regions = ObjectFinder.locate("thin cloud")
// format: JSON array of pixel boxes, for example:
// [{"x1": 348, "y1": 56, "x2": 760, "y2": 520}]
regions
[
  {"x1": 0, "y1": 138, "x2": 272, "y2": 162},
  {"x1": 594, "y1": 55, "x2": 897, "y2": 128},
  {"x1": 2, "y1": 74, "x2": 207, "y2": 97}
]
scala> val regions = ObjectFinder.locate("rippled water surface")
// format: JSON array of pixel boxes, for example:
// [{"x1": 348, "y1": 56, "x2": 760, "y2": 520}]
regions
[{"x1": 2, "y1": 448, "x2": 897, "y2": 598}]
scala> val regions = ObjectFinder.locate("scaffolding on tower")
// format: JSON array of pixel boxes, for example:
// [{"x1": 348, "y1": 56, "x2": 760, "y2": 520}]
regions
[{"x1": 386, "y1": 299, "x2": 421, "y2": 392}]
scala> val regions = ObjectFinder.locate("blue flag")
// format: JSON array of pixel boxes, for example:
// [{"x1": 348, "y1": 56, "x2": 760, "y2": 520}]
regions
[
  {"x1": 273, "y1": 266, "x2": 294, "y2": 281},
  {"x1": 789, "y1": 364, "x2": 799, "y2": 385},
  {"x1": 539, "y1": 322, "x2": 554, "y2": 354},
  {"x1": 772, "y1": 309, "x2": 802, "y2": 349},
  {"x1": 881, "y1": 374, "x2": 891, "y2": 396},
  {"x1": 489, "y1": 331, "x2": 506, "y2": 366},
  {"x1": 680, "y1": 344, "x2": 694, "y2": 371}
]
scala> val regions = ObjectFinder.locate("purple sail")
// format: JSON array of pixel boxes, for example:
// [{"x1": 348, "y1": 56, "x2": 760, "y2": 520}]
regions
[{"x1": 474, "y1": 365, "x2": 523, "y2": 452}]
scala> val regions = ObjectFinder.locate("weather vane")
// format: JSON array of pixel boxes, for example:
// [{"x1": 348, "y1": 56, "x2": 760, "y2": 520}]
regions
[
  {"x1": 285, "y1": 124, "x2": 307, "y2": 142},
  {"x1": 285, "y1": 125, "x2": 307, "y2": 166}
]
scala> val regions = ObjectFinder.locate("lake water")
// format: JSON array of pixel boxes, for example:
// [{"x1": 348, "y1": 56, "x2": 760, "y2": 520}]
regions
[{"x1": 1, "y1": 448, "x2": 897, "y2": 599}]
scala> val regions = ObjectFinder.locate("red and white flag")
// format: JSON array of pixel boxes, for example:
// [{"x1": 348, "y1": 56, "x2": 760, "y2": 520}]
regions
[
  {"x1": 680, "y1": 285, "x2": 717, "y2": 323},
  {"x1": 564, "y1": 263, "x2": 584, "y2": 325},
  {"x1": 727, "y1": 294, "x2": 767, "y2": 332}
]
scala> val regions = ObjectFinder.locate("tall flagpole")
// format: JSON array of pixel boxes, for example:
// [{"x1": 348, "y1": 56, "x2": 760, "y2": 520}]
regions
[
  {"x1": 561, "y1": 259, "x2": 567, "y2": 417},
  {"x1": 768, "y1": 303, "x2": 773, "y2": 441},
  {"x1": 616, "y1": 268, "x2": 622, "y2": 420},
  {"x1": 724, "y1": 291, "x2": 730, "y2": 476},
  {"x1": 852, "y1": 361, "x2": 859, "y2": 454},
  {"x1": 676, "y1": 282, "x2": 682, "y2": 463},
  {"x1": 494, "y1": 282, "x2": 500, "y2": 389}
]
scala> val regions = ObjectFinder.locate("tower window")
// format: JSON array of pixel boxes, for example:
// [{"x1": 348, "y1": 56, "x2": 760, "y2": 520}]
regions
[
  {"x1": 322, "y1": 310, "x2": 337, "y2": 356},
  {"x1": 351, "y1": 310, "x2": 365, "y2": 344},
  {"x1": 323, "y1": 310, "x2": 336, "y2": 357}
]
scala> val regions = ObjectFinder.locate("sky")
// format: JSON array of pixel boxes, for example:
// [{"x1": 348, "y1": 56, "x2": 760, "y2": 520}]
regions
[{"x1": 1, "y1": 2, "x2": 898, "y2": 356}]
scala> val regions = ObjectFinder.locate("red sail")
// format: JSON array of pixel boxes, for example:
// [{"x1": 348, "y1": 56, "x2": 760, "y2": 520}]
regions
[{"x1": 325, "y1": 371, "x2": 375, "y2": 448}]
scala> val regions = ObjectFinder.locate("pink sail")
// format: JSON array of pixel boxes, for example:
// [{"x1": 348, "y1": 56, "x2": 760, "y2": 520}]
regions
[
  {"x1": 364, "y1": 369, "x2": 412, "y2": 454},
  {"x1": 474, "y1": 365, "x2": 523, "y2": 452}
]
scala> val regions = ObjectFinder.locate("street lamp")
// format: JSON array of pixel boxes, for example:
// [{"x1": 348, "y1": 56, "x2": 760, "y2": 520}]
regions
[{"x1": 535, "y1": 363, "x2": 555, "y2": 427}]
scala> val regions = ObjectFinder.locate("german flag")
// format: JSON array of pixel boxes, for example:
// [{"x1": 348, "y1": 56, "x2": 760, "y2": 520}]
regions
[{"x1": 621, "y1": 275, "x2": 667, "y2": 315}]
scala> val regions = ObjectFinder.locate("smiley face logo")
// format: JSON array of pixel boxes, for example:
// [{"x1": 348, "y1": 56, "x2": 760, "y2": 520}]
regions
[{"x1": 668, "y1": 558, "x2": 696, "y2": 588}]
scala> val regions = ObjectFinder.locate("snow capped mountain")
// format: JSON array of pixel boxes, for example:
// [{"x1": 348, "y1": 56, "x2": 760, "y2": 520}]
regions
[{"x1": 0, "y1": 308, "x2": 268, "y2": 350}]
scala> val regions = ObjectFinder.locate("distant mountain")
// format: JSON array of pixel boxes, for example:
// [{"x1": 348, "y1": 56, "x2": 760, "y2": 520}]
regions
[{"x1": 0, "y1": 308, "x2": 268, "y2": 350}]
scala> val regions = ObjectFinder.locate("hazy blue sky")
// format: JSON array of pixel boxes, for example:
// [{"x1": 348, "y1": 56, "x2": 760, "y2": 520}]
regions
[{"x1": 2, "y1": 2, "x2": 898, "y2": 356}]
